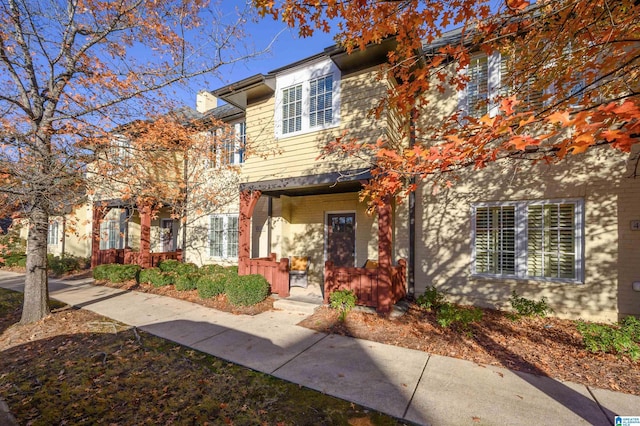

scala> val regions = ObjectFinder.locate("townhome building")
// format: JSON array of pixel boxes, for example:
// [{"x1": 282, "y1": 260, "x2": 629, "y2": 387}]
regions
[{"x1": 84, "y1": 33, "x2": 639, "y2": 321}]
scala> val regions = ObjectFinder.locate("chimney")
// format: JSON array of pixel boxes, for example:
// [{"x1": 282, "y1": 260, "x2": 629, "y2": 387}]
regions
[{"x1": 196, "y1": 90, "x2": 218, "y2": 113}]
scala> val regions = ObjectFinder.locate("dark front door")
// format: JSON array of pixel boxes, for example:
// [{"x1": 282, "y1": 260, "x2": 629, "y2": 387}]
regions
[
  {"x1": 161, "y1": 219, "x2": 175, "y2": 252},
  {"x1": 327, "y1": 213, "x2": 356, "y2": 267}
]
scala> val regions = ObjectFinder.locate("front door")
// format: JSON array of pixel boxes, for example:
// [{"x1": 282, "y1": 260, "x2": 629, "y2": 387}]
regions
[
  {"x1": 327, "y1": 213, "x2": 356, "y2": 267},
  {"x1": 160, "y1": 219, "x2": 175, "y2": 252}
]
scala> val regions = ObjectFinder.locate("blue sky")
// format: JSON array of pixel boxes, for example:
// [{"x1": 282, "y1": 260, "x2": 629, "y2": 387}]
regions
[{"x1": 172, "y1": 2, "x2": 339, "y2": 110}]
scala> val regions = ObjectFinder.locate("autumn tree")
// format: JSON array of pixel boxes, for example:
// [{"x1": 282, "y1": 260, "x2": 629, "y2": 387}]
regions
[
  {"x1": 88, "y1": 110, "x2": 243, "y2": 255},
  {"x1": 0, "y1": 0, "x2": 266, "y2": 323},
  {"x1": 255, "y1": 0, "x2": 640, "y2": 200}
]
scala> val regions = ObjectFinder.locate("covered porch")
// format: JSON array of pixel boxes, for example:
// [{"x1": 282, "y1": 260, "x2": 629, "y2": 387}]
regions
[
  {"x1": 237, "y1": 172, "x2": 407, "y2": 314},
  {"x1": 90, "y1": 200, "x2": 182, "y2": 269}
]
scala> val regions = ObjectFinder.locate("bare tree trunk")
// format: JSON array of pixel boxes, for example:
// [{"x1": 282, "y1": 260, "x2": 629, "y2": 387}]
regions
[{"x1": 21, "y1": 204, "x2": 50, "y2": 324}]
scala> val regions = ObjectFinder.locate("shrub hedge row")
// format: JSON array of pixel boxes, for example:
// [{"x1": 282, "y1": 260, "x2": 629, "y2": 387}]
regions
[{"x1": 93, "y1": 260, "x2": 269, "y2": 306}]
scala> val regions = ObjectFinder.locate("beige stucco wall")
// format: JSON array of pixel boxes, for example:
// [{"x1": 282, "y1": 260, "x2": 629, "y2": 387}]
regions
[
  {"x1": 43, "y1": 203, "x2": 93, "y2": 258},
  {"x1": 415, "y1": 146, "x2": 640, "y2": 322},
  {"x1": 241, "y1": 66, "x2": 388, "y2": 183}
]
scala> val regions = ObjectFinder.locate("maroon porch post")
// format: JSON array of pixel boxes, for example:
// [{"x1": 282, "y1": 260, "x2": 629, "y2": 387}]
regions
[
  {"x1": 90, "y1": 205, "x2": 106, "y2": 268},
  {"x1": 238, "y1": 190, "x2": 261, "y2": 276},
  {"x1": 138, "y1": 203, "x2": 152, "y2": 269},
  {"x1": 376, "y1": 197, "x2": 393, "y2": 313}
]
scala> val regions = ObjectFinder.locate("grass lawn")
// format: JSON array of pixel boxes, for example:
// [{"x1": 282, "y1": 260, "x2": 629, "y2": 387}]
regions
[{"x1": 0, "y1": 288, "x2": 406, "y2": 425}]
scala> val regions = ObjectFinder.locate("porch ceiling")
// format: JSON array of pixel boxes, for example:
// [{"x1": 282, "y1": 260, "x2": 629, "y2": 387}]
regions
[{"x1": 240, "y1": 169, "x2": 371, "y2": 197}]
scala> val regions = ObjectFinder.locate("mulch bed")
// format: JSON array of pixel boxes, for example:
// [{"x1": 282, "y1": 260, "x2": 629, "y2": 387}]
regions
[
  {"x1": 93, "y1": 279, "x2": 274, "y2": 315},
  {"x1": 299, "y1": 305, "x2": 640, "y2": 396}
]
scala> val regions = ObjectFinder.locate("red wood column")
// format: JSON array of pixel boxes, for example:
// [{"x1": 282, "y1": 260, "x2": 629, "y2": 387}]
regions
[
  {"x1": 238, "y1": 190, "x2": 261, "y2": 276},
  {"x1": 376, "y1": 197, "x2": 393, "y2": 313},
  {"x1": 91, "y1": 205, "x2": 107, "y2": 268},
  {"x1": 138, "y1": 203, "x2": 152, "y2": 269}
]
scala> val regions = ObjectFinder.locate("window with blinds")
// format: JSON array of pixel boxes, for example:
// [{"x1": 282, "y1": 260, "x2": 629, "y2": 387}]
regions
[
  {"x1": 467, "y1": 56, "x2": 488, "y2": 118},
  {"x1": 209, "y1": 214, "x2": 238, "y2": 259},
  {"x1": 282, "y1": 84, "x2": 302, "y2": 134},
  {"x1": 475, "y1": 206, "x2": 516, "y2": 275},
  {"x1": 310, "y1": 75, "x2": 333, "y2": 127},
  {"x1": 472, "y1": 200, "x2": 583, "y2": 281},
  {"x1": 499, "y1": 54, "x2": 544, "y2": 113}
]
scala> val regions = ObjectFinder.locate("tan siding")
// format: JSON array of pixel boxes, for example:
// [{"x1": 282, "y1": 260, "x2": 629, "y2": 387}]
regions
[
  {"x1": 242, "y1": 68, "x2": 389, "y2": 183},
  {"x1": 414, "y1": 146, "x2": 639, "y2": 322}
]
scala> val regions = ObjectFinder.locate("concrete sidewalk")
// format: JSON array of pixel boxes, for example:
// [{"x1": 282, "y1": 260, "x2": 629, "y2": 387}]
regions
[{"x1": 1, "y1": 270, "x2": 638, "y2": 425}]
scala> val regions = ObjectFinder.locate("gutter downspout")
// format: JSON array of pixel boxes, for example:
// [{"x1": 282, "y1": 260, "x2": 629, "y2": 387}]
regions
[
  {"x1": 181, "y1": 155, "x2": 188, "y2": 262},
  {"x1": 408, "y1": 107, "x2": 417, "y2": 298}
]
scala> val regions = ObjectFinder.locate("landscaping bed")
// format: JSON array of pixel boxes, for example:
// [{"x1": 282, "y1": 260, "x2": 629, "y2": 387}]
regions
[
  {"x1": 299, "y1": 304, "x2": 640, "y2": 396},
  {"x1": 94, "y1": 278, "x2": 274, "y2": 315}
]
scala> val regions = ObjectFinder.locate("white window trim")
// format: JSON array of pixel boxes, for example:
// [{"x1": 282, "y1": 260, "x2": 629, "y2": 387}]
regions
[
  {"x1": 458, "y1": 51, "x2": 501, "y2": 119},
  {"x1": 471, "y1": 199, "x2": 584, "y2": 283},
  {"x1": 206, "y1": 122, "x2": 245, "y2": 168},
  {"x1": 274, "y1": 58, "x2": 341, "y2": 138},
  {"x1": 48, "y1": 221, "x2": 59, "y2": 246},
  {"x1": 209, "y1": 214, "x2": 239, "y2": 260}
]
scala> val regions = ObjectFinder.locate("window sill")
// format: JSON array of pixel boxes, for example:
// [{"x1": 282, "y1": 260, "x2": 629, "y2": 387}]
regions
[
  {"x1": 276, "y1": 122, "x2": 340, "y2": 140},
  {"x1": 470, "y1": 274, "x2": 584, "y2": 285}
]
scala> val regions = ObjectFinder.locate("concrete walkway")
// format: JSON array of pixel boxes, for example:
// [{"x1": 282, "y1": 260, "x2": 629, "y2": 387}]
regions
[{"x1": 1, "y1": 271, "x2": 638, "y2": 425}]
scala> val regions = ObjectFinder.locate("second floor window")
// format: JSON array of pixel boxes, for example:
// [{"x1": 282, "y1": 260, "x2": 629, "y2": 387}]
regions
[
  {"x1": 275, "y1": 58, "x2": 340, "y2": 137},
  {"x1": 208, "y1": 122, "x2": 246, "y2": 167},
  {"x1": 282, "y1": 85, "x2": 302, "y2": 134},
  {"x1": 465, "y1": 56, "x2": 489, "y2": 119},
  {"x1": 310, "y1": 75, "x2": 333, "y2": 127}
]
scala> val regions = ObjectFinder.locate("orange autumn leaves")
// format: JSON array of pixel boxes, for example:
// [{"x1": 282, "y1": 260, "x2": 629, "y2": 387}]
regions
[{"x1": 256, "y1": 0, "x2": 640, "y2": 200}]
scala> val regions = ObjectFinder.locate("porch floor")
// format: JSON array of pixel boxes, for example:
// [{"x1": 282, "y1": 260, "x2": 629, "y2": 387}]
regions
[
  {"x1": 287, "y1": 283, "x2": 324, "y2": 304},
  {"x1": 272, "y1": 283, "x2": 324, "y2": 315}
]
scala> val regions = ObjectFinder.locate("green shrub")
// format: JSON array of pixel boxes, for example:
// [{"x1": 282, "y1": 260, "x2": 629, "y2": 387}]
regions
[
  {"x1": 416, "y1": 286, "x2": 447, "y2": 311},
  {"x1": 436, "y1": 303, "x2": 484, "y2": 329},
  {"x1": 3, "y1": 252, "x2": 27, "y2": 268},
  {"x1": 92, "y1": 264, "x2": 114, "y2": 280},
  {"x1": 141, "y1": 268, "x2": 175, "y2": 287},
  {"x1": 139, "y1": 267, "x2": 161, "y2": 284},
  {"x1": 509, "y1": 290, "x2": 554, "y2": 318},
  {"x1": 175, "y1": 262, "x2": 199, "y2": 275},
  {"x1": 175, "y1": 272, "x2": 201, "y2": 291},
  {"x1": 197, "y1": 273, "x2": 227, "y2": 299},
  {"x1": 158, "y1": 259, "x2": 181, "y2": 273},
  {"x1": 200, "y1": 264, "x2": 226, "y2": 276},
  {"x1": 329, "y1": 289, "x2": 357, "y2": 321},
  {"x1": 576, "y1": 316, "x2": 640, "y2": 361},
  {"x1": 225, "y1": 274, "x2": 270, "y2": 306},
  {"x1": 48, "y1": 255, "x2": 89, "y2": 276},
  {"x1": 225, "y1": 265, "x2": 239, "y2": 276},
  {"x1": 106, "y1": 264, "x2": 141, "y2": 283}
]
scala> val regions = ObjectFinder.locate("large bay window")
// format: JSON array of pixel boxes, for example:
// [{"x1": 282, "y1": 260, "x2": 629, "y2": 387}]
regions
[{"x1": 472, "y1": 200, "x2": 583, "y2": 281}]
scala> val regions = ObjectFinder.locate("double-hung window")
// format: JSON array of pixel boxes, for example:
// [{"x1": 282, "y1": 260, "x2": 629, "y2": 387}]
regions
[
  {"x1": 472, "y1": 199, "x2": 583, "y2": 281},
  {"x1": 309, "y1": 75, "x2": 333, "y2": 127},
  {"x1": 282, "y1": 85, "x2": 303, "y2": 134},
  {"x1": 465, "y1": 56, "x2": 489, "y2": 118},
  {"x1": 48, "y1": 221, "x2": 59, "y2": 246},
  {"x1": 209, "y1": 214, "x2": 238, "y2": 259},
  {"x1": 275, "y1": 58, "x2": 340, "y2": 137},
  {"x1": 207, "y1": 122, "x2": 246, "y2": 168},
  {"x1": 99, "y1": 208, "x2": 126, "y2": 250}
]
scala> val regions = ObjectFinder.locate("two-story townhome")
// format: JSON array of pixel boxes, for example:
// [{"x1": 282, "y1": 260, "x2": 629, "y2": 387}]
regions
[
  {"x1": 185, "y1": 39, "x2": 408, "y2": 313},
  {"x1": 195, "y1": 32, "x2": 638, "y2": 321}
]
